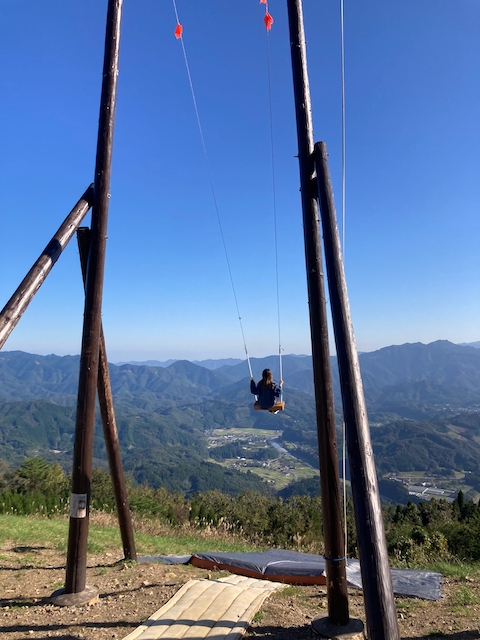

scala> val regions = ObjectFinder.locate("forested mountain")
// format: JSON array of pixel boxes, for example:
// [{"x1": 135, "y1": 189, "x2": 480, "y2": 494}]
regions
[
  {"x1": 361, "y1": 341, "x2": 480, "y2": 390},
  {"x1": 3, "y1": 340, "x2": 480, "y2": 409},
  {"x1": 1, "y1": 340, "x2": 480, "y2": 495},
  {"x1": 371, "y1": 419, "x2": 480, "y2": 475}
]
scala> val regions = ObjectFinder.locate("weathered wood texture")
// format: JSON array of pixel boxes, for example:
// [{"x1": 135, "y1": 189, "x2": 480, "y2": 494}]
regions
[
  {"x1": 315, "y1": 141, "x2": 400, "y2": 640},
  {"x1": 0, "y1": 185, "x2": 93, "y2": 350},
  {"x1": 77, "y1": 227, "x2": 137, "y2": 561},
  {"x1": 65, "y1": 0, "x2": 124, "y2": 595},
  {"x1": 286, "y1": 0, "x2": 349, "y2": 627}
]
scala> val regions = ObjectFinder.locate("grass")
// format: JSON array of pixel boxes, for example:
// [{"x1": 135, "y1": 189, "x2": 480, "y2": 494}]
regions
[
  {"x1": 450, "y1": 585, "x2": 480, "y2": 607},
  {"x1": 2, "y1": 513, "x2": 480, "y2": 589},
  {"x1": 278, "y1": 586, "x2": 303, "y2": 597},
  {"x1": 51, "y1": 581, "x2": 64, "y2": 590},
  {"x1": 132, "y1": 530, "x2": 257, "y2": 556},
  {"x1": 430, "y1": 560, "x2": 480, "y2": 580},
  {"x1": 252, "y1": 610, "x2": 265, "y2": 622},
  {"x1": 0, "y1": 514, "x2": 68, "y2": 552},
  {"x1": 395, "y1": 598, "x2": 424, "y2": 612},
  {"x1": 0, "y1": 513, "x2": 261, "y2": 561}
]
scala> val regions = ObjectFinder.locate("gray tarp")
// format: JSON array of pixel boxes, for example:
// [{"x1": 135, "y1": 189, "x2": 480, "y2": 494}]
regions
[{"x1": 139, "y1": 549, "x2": 442, "y2": 600}]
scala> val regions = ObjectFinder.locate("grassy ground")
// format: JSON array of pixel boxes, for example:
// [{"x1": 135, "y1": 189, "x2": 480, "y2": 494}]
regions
[
  {"x1": 1, "y1": 513, "x2": 480, "y2": 640},
  {"x1": 0, "y1": 512, "x2": 259, "y2": 557}
]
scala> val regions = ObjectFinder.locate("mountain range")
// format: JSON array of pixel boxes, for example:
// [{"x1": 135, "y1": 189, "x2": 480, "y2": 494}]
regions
[{"x1": 1, "y1": 340, "x2": 480, "y2": 496}]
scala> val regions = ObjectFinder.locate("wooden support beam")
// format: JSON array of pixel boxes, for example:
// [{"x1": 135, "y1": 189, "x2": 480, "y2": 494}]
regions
[
  {"x1": 0, "y1": 185, "x2": 93, "y2": 350},
  {"x1": 77, "y1": 227, "x2": 137, "y2": 562},
  {"x1": 64, "y1": 0, "x2": 124, "y2": 597},
  {"x1": 314, "y1": 141, "x2": 400, "y2": 640},
  {"x1": 286, "y1": 0, "x2": 349, "y2": 628}
]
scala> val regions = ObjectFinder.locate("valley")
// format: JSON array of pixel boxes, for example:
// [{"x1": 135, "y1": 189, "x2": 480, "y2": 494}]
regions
[
  {"x1": 207, "y1": 427, "x2": 318, "y2": 489},
  {"x1": 2, "y1": 341, "x2": 480, "y2": 502}
]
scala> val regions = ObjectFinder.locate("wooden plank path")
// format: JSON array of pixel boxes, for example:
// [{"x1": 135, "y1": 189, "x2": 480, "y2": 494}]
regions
[{"x1": 122, "y1": 575, "x2": 283, "y2": 640}]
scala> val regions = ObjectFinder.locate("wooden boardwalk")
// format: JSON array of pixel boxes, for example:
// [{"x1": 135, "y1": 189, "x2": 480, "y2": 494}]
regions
[{"x1": 122, "y1": 575, "x2": 283, "y2": 640}]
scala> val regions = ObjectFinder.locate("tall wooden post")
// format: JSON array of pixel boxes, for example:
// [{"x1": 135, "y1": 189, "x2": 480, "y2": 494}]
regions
[
  {"x1": 53, "y1": 0, "x2": 123, "y2": 604},
  {"x1": 0, "y1": 185, "x2": 93, "y2": 350},
  {"x1": 286, "y1": 0, "x2": 349, "y2": 628},
  {"x1": 77, "y1": 227, "x2": 137, "y2": 562},
  {"x1": 315, "y1": 142, "x2": 400, "y2": 640}
]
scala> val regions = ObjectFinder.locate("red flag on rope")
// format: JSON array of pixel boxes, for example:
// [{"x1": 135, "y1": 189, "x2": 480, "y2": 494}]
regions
[
  {"x1": 260, "y1": 1, "x2": 273, "y2": 31},
  {"x1": 264, "y1": 11, "x2": 274, "y2": 30},
  {"x1": 174, "y1": 23, "x2": 183, "y2": 39}
]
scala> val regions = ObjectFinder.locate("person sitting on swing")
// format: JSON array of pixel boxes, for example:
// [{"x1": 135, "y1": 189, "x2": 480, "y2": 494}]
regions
[{"x1": 250, "y1": 368, "x2": 283, "y2": 410}]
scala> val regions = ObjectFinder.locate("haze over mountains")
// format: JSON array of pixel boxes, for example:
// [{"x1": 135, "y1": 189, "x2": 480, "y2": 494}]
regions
[
  {"x1": 1, "y1": 340, "x2": 480, "y2": 497},
  {"x1": 115, "y1": 358, "x2": 245, "y2": 370}
]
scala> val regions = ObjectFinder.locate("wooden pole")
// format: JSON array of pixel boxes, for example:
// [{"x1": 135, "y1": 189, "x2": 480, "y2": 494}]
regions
[
  {"x1": 0, "y1": 185, "x2": 94, "y2": 351},
  {"x1": 286, "y1": 0, "x2": 349, "y2": 627},
  {"x1": 315, "y1": 142, "x2": 400, "y2": 640},
  {"x1": 77, "y1": 227, "x2": 137, "y2": 562},
  {"x1": 64, "y1": 0, "x2": 123, "y2": 597}
]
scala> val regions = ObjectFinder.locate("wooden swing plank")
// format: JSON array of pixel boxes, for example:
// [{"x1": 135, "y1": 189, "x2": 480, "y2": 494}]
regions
[{"x1": 253, "y1": 401, "x2": 285, "y2": 413}]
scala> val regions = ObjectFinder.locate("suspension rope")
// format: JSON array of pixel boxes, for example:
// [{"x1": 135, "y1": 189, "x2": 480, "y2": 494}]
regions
[
  {"x1": 339, "y1": 0, "x2": 349, "y2": 560},
  {"x1": 172, "y1": 0, "x2": 253, "y2": 379},
  {"x1": 263, "y1": 6, "x2": 283, "y2": 399},
  {"x1": 340, "y1": 0, "x2": 346, "y2": 254}
]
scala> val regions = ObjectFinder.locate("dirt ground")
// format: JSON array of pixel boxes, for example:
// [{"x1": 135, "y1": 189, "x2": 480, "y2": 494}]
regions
[{"x1": 1, "y1": 542, "x2": 479, "y2": 640}]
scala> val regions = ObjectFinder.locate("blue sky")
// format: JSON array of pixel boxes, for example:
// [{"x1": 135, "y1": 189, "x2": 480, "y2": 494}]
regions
[{"x1": 1, "y1": 0, "x2": 479, "y2": 362}]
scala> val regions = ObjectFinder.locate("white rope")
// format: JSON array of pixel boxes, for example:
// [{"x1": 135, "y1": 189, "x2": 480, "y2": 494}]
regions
[
  {"x1": 340, "y1": 0, "x2": 346, "y2": 254},
  {"x1": 171, "y1": 0, "x2": 253, "y2": 378},
  {"x1": 265, "y1": 27, "x2": 284, "y2": 398},
  {"x1": 339, "y1": 0, "x2": 348, "y2": 560}
]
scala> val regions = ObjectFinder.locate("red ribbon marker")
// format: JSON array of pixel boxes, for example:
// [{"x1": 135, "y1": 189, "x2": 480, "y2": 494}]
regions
[
  {"x1": 174, "y1": 23, "x2": 183, "y2": 39},
  {"x1": 264, "y1": 12, "x2": 274, "y2": 31},
  {"x1": 260, "y1": 1, "x2": 273, "y2": 31}
]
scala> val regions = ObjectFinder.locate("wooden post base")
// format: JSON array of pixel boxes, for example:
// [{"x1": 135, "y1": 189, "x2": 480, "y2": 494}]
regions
[
  {"x1": 50, "y1": 585, "x2": 99, "y2": 607},
  {"x1": 312, "y1": 616, "x2": 365, "y2": 640}
]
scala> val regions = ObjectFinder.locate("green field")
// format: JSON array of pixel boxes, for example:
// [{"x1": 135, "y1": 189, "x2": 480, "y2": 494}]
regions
[
  {"x1": 213, "y1": 428, "x2": 282, "y2": 438},
  {"x1": 210, "y1": 426, "x2": 318, "y2": 490},
  {"x1": 388, "y1": 471, "x2": 480, "y2": 503},
  {"x1": 217, "y1": 455, "x2": 318, "y2": 489}
]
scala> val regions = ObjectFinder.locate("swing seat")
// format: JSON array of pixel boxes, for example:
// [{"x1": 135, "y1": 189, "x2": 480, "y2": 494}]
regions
[{"x1": 254, "y1": 401, "x2": 285, "y2": 414}]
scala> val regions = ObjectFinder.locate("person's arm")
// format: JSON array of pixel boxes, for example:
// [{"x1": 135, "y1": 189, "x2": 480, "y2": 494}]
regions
[{"x1": 250, "y1": 380, "x2": 258, "y2": 395}]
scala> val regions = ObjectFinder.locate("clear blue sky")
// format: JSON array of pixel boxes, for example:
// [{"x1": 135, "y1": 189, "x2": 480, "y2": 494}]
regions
[{"x1": 1, "y1": 0, "x2": 479, "y2": 362}]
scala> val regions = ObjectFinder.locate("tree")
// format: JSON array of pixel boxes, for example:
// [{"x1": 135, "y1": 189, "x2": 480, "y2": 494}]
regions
[{"x1": 14, "y1": 457, "x2": 66, "y2": 494}]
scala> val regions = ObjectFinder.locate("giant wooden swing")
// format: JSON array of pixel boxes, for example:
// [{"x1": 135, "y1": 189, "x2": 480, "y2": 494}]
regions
[
  {"x1": 0, "y1": 1, "x2": 400, "y2": 638},
  {"x1": 254, "y1": 400, "x2": 285, "y2": 413}
]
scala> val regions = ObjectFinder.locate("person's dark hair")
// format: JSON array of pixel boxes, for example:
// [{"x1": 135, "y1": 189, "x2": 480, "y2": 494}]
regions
[{"x1": 260, "y1": 368, "x2": 274, "y2": 387}]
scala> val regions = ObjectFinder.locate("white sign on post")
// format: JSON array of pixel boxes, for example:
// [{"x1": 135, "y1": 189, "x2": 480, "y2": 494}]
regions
[{"x1": 70, "y1": 493, "x2": 88, "y2": 518}]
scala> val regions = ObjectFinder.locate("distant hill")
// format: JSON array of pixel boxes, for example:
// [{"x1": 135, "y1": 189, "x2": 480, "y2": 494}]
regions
[
  {"x1": 8, "y1": 341, "x2": 479, "y2": 412},
  {"x1": 217, "y1": 354, "x2": 313, "y2": 383},
  {"x1": 114, "y1": 359, "x2": 178, "y2": 367},
  {"x1": 0, "y1": 351, "x2": 315, "y2": 494},
  {"x1": 360, "y1": 341, "x2": 480, "y2": 392},
  {"x1": 371, "y1": 417, "x2": 480, "y2": 475},
  {"x1": 217, "y1": 341, "x2": 480, "y2": 412},
  {"x1": 281, "y1": 411, "x2": 480, "y2": 478},
  {"x1": 2, "y1": 341, "x2": 480, "y2": 492},
  {"x1": 0, "y1": 396, "x2": 271, "y2": 496},
  {"x1": 114, "y1": 358, "x2": 244, "y2": 370}
]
